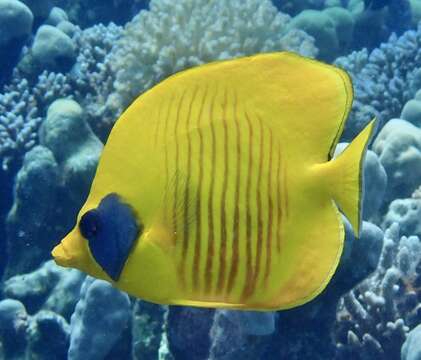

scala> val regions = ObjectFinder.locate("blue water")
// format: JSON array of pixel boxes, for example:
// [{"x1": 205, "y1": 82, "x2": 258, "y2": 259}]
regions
[{"x1": 1, "y1": 0, "x2": 421, "y2": 359}]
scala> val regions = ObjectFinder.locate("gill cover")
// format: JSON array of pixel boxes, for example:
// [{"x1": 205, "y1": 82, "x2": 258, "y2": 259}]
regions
[{"x1": 79, "y1": 193, "x2": 141, "y2": 281}]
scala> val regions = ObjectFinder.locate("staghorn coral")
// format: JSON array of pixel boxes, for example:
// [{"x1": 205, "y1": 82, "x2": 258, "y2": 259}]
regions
[
  {"x1": 70, "y1": 22, "x2": 122, "y2": 140},
  {"x1": 0, "y1": 71, "x2": 70, "y2": 171},
  {"x1": 334, "y1": 223, "x2": 421, "y2": 359},
  {"x1": 335, "y1": 25, "x2": 421, "y2": 139},
  {"x1": 109, "y1": 0, "x2": 317, "y2": 112},
  {"x1": 0, "y1": 22, "x2": 121, "y2": 172}
]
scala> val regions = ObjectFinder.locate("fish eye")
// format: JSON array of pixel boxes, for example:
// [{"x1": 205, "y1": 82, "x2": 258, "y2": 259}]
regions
[{"x1": 79, "y1": 210, "x2": 101, "y2": 240}]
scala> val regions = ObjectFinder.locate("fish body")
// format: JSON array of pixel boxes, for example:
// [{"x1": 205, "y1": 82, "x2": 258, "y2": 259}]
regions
[{"x1": 52, "y1": 52, "x2": 374, "y2": 310}]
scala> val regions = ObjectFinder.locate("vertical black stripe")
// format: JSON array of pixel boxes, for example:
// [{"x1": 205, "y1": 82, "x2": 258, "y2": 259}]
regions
[
  {"x1": 276, "y1": 144, "x2": 283, "y2": 253},
  {"x1": 216, "y1": 89, "x2": 229, "y2": 293},
  {"x1": 264, "y1": 129, "x2": 274, "y2": 286},
  {"x1": 226, "y1": 92, "x2": 241, "y2": 294},
  {"x1": 204, "y1": 90, "x2": 218, "y2": 294},
  {"x1": 193, "y1": 86, "x2": 208, "y2": 291},
  {"x1": 163, "y1": 94, "x2": 176, "y2": 225},
  {"x1": 251, "y1": 115, "x2": 265, "y2": 294},
  {"x1": 172, "y1": 90, "x2": 188, "y2": 236},
  {"x1": 241, "y1": 111, "x2": 254, "y2": 300},
  {"x1": 182, "y1": 87, "x2": 199, "y2": 284}
]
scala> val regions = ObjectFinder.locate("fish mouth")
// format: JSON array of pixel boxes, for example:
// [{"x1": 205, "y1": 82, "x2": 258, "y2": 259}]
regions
[{"x1": 51, "y1": 240, "x2": 74, "y2": 267}]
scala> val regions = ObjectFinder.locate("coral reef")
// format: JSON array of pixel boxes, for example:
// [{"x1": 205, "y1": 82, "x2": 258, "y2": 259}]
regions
[
  {"x1": 1, "y1": 1, "x2": 421, "y2": 359},
  {"x1": 288, "y1": 7, "x2": 354, "y2": 60},
  {"x1": 373, "y1": 119, "x2": 421, "y2": 202},
  {"x1": 334, "y1": 223, "x2": 421, "y2": 359},
  {"x1": 262, "y1": 220, "x2": 384, "y2": 360},
  {"x1": 0, "y1": 72, "x2": 68, "y2": 171},
  {"x1": 166, "y1": 219, "x2": 383, "y2": 360},
  {"x1": 53, "y1": 0, "x2": 149, "y2": 28},
  {"x1": 167, "y1": 307, "x2": 215, "y2": 360},
  {"x1": 0, "y1": 0, "x2": 33, "y2": 84},
  {"x1": 383, "y1": 198, "x2": 421, "y2": 238},
  {"x1": 45, "y1": 6, "x2": 68, "y2": 26},
  {"x1": 132, "y1": 301, "x2": 170, "y2": 360},
  {"x1": 68, "y1": 276, "x2": 132, "y2": 360},
  {"x1": 3, "y1": 98, "x2": 102, "y2": 279},
  {"x1": 30, "y1": 24, "x2": 77, "y2": 73},
  {"x1": 109, "y1": 0, "x2": 318, "y2": 112},
  {"x1": 335, "y1": 25, "x2": 421, "y2": 139},
  {"x1": 0, "y1": 299, "x2": 28, "y2": 359},
  {"x1": 3, "y1": 260, "x2": 84, "y2": 318},
  {"x1": 0, "y1": 22, "x2": 121, "y2": 172},
  {"x1": 402, "y1": 324, "x2": 421, "y2": 360},
  {"x1": 0, "y1": 297, "x2": 70, "y2": 360},
  {"x1": 273, "y1": 0, "x2": 327, "y2": 16},
  {"x1": 1, "y1": 269, "x2": 134, "y2": 359},
  {"x1": 0, "y1": 0, "x2": 33, "y2": 48},
  {"x1": 39, "y1": 98, "x2": 103, "y2": 201},
  {"x1": 26, "y1": 310, "x2": 70, "y2": 359},
  {"x1": 208, "y1": 310, "x2": 275, "y2": 360},
  {"x1": 401, "y1": 90, "x2": 421, "y2": 127},
  {"x1": 4, "y1": 146, "x2": 59, "y2": 278},
  {"x1": 21, "y1": 0, "x2": 53, "y2": 22}
]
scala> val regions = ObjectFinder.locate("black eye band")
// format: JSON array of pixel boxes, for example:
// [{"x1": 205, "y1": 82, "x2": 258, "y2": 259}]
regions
[
  {"x1": 79, "y1": 209, "x2": 102, "y2": 240},
  {"x1": 78, "y1": 193, "x2": 141, "y2": 281}
]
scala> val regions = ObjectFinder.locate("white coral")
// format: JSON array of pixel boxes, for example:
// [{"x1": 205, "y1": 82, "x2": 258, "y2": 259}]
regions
[{"x1": 109, "y1": 0, "x2": 317, "y2": 111}]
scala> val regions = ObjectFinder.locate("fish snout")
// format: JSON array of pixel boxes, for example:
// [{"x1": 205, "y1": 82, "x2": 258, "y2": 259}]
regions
[
  {"x1": 51, "y1": 229, "x2": 84, "y2": 268},
  {"x1": 51, "y1": 241, "x2": 74, "y2": 267}
]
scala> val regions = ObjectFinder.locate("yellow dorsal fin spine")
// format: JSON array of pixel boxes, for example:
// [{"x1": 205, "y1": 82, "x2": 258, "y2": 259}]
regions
[{"x1": 326, "y1": 119, "x2": 376, "y2": 237}]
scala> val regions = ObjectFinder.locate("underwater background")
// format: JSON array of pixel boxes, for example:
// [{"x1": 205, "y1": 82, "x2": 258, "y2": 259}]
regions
[{"x1": 1, "y1": 0, "x2": 421, "y2": 359}]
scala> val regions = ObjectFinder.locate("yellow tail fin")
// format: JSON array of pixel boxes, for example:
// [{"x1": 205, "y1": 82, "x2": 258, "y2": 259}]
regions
[{"x1": 328, "y1": 119, "x2": 376, "y2": 237}]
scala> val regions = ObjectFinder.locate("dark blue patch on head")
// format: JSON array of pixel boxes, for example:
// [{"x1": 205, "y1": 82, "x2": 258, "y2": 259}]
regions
[{"x1": 79, "y1": 193, "x2": 141, "y2": 281}]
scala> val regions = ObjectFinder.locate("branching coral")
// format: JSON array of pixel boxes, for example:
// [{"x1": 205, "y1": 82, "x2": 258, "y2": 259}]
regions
[
  {"x1": 70, "y1": 22, "x2": 122, "y2": 139},
  {"x1": 334, "y1": 223, "x2": 421, "y2": 359},
  {"x1": 0, "y1": 22, "x2": 122, "y2": 172},
  {"x1": 0, "y1": 72, "x2": 70, "y2": 171},
  {"x1": 109, "y1": 0, "x2": 317, "y2": 112},
  {"x1": 335, "y1": 24, "x2": 421, "y2": 139}
]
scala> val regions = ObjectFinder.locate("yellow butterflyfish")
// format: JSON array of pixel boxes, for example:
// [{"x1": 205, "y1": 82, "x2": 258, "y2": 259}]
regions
[{"x1": 52, "y1": 52, "x2": 374, "y2": 311}]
